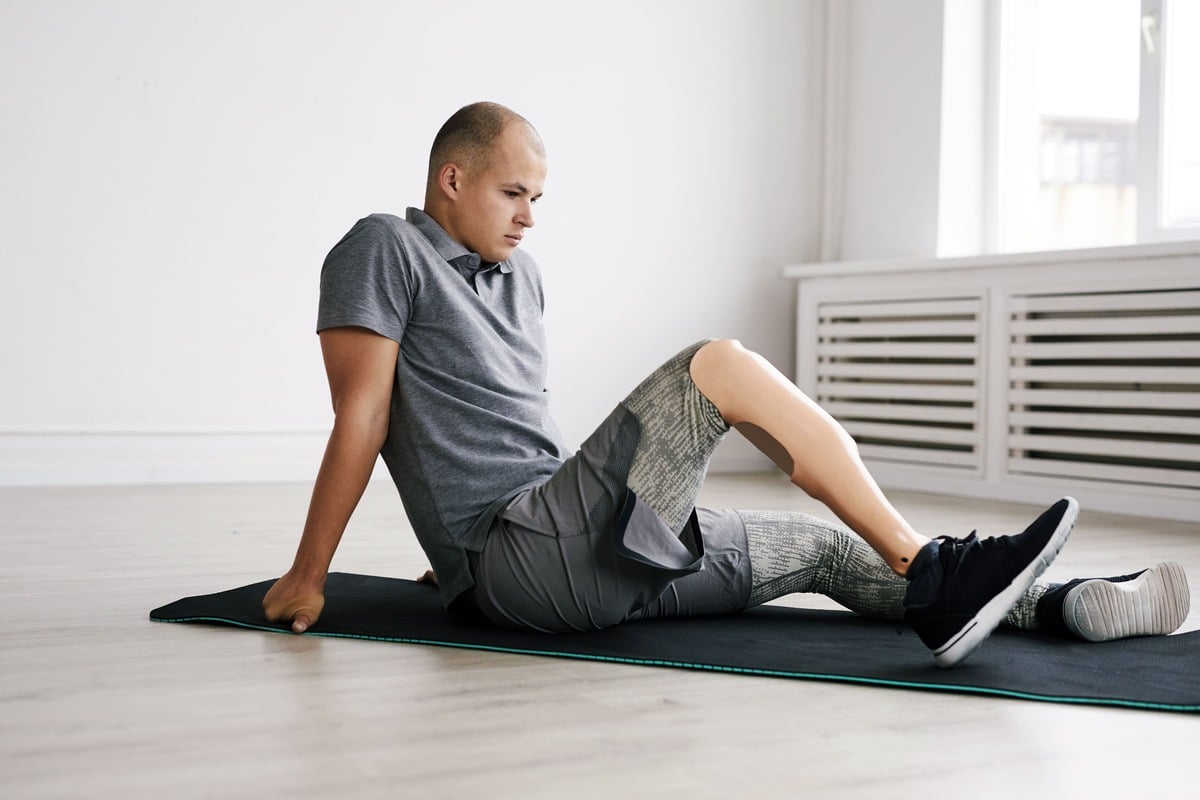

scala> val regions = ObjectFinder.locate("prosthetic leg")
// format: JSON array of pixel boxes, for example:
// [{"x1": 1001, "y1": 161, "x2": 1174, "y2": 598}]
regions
[
  {"x1": 689, "y1": 339, "x2": 1078, "y2": 667},
  {"x1": 688, "y1": 339, "x2": 930, "y2": 575}
]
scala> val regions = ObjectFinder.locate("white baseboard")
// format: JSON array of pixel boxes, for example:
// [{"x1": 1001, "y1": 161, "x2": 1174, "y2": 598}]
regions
[{"x1": 0, "y1": 432, "x2": 346, "y2": 486}]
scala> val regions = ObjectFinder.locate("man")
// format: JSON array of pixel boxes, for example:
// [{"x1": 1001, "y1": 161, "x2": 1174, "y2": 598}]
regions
[{"x1": 263, "y1": 102, "x2": 1189, "y2": 667}]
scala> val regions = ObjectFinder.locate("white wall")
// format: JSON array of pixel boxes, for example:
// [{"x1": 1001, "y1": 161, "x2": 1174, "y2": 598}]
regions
[
  {"x1": 837, "y1": 0, "x2": 945, "y2": 260},
  {"x1": 937, "y1": 0, "x2": 987, "y2": 257},
  {"x1": 0, "y1": 0, "x2": 820, "y2": 484}
]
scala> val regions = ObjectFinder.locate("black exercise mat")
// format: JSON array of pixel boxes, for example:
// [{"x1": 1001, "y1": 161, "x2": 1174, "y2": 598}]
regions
[{"x1": 150, "y1": 572, "x2": 1200, "y2": 713}]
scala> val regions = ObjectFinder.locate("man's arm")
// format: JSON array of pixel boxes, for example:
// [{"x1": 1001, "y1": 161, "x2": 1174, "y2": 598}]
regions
[{"x1": 262, "y1": 326, "x2": 399, "y2": 633}]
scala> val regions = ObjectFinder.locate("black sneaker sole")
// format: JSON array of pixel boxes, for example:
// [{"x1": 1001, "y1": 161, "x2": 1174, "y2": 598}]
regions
[{"x1": 933, "y1": 497, "x2": 1079, "y2": 668}]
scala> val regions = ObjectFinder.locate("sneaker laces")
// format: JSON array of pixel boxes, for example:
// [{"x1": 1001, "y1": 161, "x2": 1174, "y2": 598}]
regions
[
  {"x1": 936, "y1": 531, "x2": 983, "y2": 575},
  {"x1": 904, "y1": 531, "x2": 986, "y2": 611}
]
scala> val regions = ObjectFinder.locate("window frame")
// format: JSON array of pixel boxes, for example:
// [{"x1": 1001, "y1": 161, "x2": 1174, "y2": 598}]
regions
[
  {"x1": 983, "y1": 0, "x2": 1200, "y2": 253},
  {"x1": 1138, "y1": 0, "x2": 1198, "y2": 241}
]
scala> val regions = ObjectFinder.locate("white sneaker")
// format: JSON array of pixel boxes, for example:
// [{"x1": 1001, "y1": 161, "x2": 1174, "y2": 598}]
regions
[{"x1": 1040, "y1": 561, "x2": 1191, "y2": 642}]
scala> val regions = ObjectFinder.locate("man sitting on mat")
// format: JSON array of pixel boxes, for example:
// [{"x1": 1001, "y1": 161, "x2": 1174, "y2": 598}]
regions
[{"x1": 263, "y1": 102, "x2": 1189, "y2": 668}]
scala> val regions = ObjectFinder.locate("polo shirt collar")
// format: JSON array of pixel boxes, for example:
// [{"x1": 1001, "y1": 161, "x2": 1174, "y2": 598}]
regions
[{"x1": 406, "y1": 207, "x2": 514, "y2": 274}]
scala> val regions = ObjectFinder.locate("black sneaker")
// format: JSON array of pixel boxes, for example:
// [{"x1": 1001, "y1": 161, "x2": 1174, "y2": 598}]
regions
[
  {"x1": 1036, "y1": 561, "x2": 1190, "y2": 642},
  {"x1": 903, "y1": 497, "x2": 1078, "y2": 668}
]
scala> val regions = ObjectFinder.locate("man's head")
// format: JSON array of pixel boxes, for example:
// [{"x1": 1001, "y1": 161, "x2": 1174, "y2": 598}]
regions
[{"x1": 423, "y1": 102, "x2": 547, "y2": 264}]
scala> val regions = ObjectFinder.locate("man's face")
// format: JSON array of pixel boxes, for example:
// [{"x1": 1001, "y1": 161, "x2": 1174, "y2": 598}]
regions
[{"x1": 448, "y1": 125, "x2": 546, "y2": 263}]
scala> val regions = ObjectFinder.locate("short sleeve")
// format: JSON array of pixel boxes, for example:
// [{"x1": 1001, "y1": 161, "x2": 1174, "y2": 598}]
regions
[{"x1": 317, "y1": 215, "x2": 412, "y2": 342}]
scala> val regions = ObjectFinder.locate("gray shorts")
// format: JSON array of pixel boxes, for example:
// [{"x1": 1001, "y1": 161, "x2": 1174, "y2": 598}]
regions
[{"x1": 472, "y1": 340, "x2": 754, "y2": 632}]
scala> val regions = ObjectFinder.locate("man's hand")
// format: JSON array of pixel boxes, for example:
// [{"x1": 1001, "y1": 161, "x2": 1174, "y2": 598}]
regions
[{"x1": 262, "y1": 571, "x2": 326, "y2": 634}]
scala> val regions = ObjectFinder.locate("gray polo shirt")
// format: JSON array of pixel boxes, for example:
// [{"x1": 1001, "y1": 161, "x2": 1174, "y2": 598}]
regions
[{"x1": 317, "y1": 208, "x2": 569, "y2": 608}]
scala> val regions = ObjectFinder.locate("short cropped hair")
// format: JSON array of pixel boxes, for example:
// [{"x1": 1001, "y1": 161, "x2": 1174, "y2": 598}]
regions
[{"x1": 426, "y1": 102, "x2": 542, "y2": 189}]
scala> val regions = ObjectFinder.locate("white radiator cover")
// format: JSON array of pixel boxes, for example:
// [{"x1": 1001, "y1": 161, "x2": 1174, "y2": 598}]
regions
[{"x1": 787, "y1": 242, "x2": 1200, "y2": 523}]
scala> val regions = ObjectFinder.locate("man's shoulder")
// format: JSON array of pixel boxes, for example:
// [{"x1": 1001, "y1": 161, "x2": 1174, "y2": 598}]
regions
[
  {"x1": 329, "y1": 213, "x2": 443, "y2": 269},
  {"x1": 348, "y1": 212, "x2": 423, "y2": 244}
]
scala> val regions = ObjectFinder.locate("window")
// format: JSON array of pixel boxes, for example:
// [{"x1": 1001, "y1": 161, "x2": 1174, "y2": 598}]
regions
[
  {"x1": 992, "y1": 0, "x2": 1199, "y2": 253},
  {"x1": 1143, "y1": 0, "x2": 1200, "y2": 234}
]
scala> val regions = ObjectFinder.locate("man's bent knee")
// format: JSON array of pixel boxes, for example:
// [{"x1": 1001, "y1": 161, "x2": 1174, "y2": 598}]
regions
[
  {"x1": 688, "y1": 339, "x2": 754, "y2": 414},
  {"x1": 689, "y1": 338, "x2": 748, "y2": 381}
]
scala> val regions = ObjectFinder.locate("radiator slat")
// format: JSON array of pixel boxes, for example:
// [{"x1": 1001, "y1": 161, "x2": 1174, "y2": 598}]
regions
[
  {"x1": 1010, "y1": 365, "x2": 1200, "y2": 384},
  {"x1": 1010, "y1": 316, "x2": 1198, "y2": 336},
  {"x1": 820, "y1": 320, "x2": 979, "y2": 338},
  {"x1": 1009, "y1": 388, "x2": 1198, "y2": 410},
  {"x1": 859, "y1": 444, "x2": 980, "y2": 468},
  {"x1": 1009, "y1": 340, "x2": 1200, "y2": 359},
  {"x1": 844, "y1": 421, "x2": 979, "y2": 447},
  {"x1": 817, "y1": 342, "x2": 980, "y2": 359},
  {"x1": 1010, "y1": 410, "x2": 1200, "y2": 435},
  {"x1": 821, "y1": 362, "x2": 978, "y2": 381},
  {"x1": 1012, "y1": 290, "x2": 1200, "y2": 314},
  {"x1": 820, "y1": 298, "x2": 982, "y2": 318},
  {"x1": 1008, "y1": 457, "x2": 1200, "y2": 490},
  {"x1": 826, "y1": 401, "x2": 978, "y2": 424},
  {"x1": 818, "y1": 380, "x2": 979, "y2": 403},
  {"x1": 1009, "y1": 433, "x2": 1200, "y2": 462}
]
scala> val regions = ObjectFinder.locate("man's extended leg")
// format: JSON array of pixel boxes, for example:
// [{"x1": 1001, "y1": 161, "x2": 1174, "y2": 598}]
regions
[
  {"x1": 736, "y1": 508, "x2": 1189, "y2": 640},
  {"x1": 687, "y1": 339, "x2": 1075, "y2": 666}
]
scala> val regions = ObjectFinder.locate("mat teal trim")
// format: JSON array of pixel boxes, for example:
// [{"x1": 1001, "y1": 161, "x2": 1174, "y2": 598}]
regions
[{"x1": 150, "y1": 611, "x2": 1200, "y2": 714}]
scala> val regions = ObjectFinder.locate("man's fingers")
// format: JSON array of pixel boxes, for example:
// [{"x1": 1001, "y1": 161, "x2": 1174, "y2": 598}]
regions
[{"x1": 288, "y1": 605, "x2": 321, "y2": 634}]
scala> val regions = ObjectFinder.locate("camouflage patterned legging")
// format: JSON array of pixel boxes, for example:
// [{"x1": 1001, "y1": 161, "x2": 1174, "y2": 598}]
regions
[{"x1": 741, "y1": 509, "x2": 1048, "y2": 629}]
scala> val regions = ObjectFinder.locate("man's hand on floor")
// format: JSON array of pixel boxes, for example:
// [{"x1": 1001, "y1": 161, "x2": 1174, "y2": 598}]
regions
[{"x1": 262, "y1": 571, "x2": 326, "y2": 634}]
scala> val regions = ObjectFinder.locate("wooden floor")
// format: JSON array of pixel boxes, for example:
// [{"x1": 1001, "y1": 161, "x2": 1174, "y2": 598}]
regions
[{"x1": 2, "y1": 474, "x2": 1198, "y2": 799}]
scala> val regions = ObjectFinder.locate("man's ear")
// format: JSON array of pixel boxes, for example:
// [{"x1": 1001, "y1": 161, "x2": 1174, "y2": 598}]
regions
[{"x1": 438, "y1": 164, "x2": 462, "y2": 201}]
